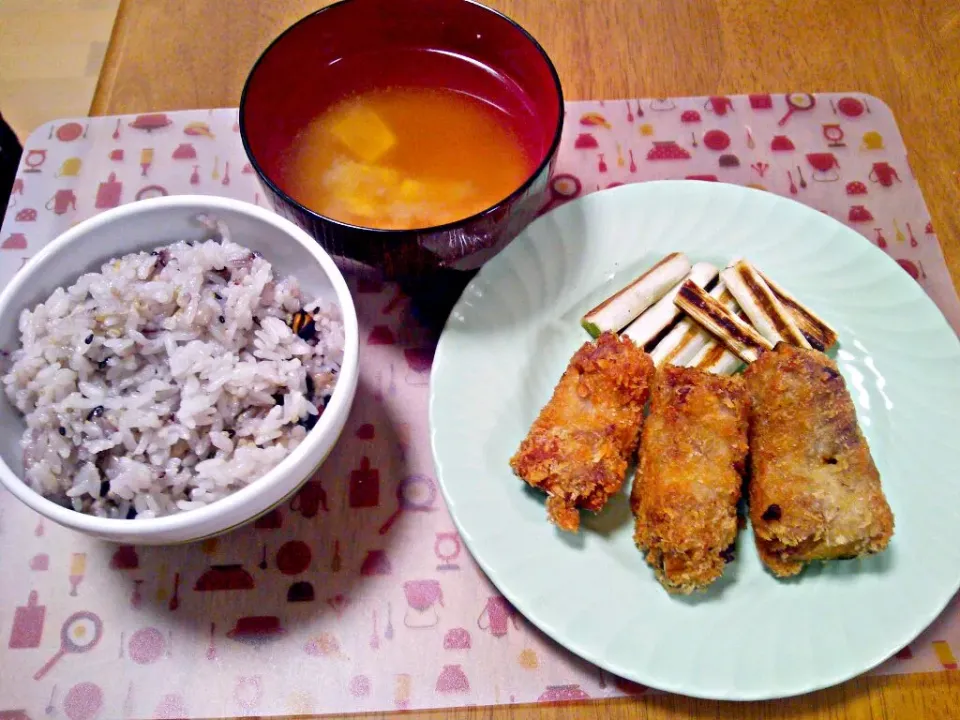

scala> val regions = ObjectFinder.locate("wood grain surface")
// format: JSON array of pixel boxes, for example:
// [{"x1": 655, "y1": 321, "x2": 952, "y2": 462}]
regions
[{"x1": 91, "y1": 1, "x2": 960, "y2": 718}]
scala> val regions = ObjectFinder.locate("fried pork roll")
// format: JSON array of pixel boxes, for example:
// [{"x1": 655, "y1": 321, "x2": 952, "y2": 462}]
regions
[
  {"x1": 744, "y1": 343, "x2": 894, "y2": 577},
  {"x1": 510, "y1": 332, "x2": 654, "y2": 532},
  {"x1": 632, "y1": 366, "x2": 750, "y2": 593}
]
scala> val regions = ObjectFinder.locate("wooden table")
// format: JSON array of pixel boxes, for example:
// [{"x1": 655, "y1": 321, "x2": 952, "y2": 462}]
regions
[{"x1": 91, "y1": 1, "x2": 960, "y2": 718}]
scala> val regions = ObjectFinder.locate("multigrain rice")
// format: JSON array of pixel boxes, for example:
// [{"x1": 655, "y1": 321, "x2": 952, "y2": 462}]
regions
[{"x1": 2, "y1": 227, "x2": 343, "y2": 519}]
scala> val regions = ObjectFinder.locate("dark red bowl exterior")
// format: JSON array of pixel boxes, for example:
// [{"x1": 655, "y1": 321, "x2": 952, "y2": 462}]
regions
[{"x1": 239, "y1": 0, "x2": 564, "y2": 278}]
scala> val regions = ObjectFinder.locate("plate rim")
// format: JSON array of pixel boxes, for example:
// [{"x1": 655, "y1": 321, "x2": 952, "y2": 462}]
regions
[{"x1": 429, "y1": 180, "x2": 960, "y2": 701}]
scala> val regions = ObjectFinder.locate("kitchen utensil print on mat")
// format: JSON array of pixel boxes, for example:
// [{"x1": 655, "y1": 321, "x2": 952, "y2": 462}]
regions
[
  {"x1": 68, "y1": 553, "x2": 86, "y2": 596},
  {"x1": 869, "y1": 162, "x2": 902, "y2": 187},
  {"x1": 403, "y1": 580, "x2": 443, "y2": 628},
  {"x1": 194, "y1": 564, "x2": 255, "y2": 591},
  {"x1": 254, "y1": 508, "x2": 283, "y2": 529},
  {"x1": 647, "y1": 141, "x2": 691, "y2": 161},
  {"x1": 276, "y1": 541, "x2": 312, "y2": 575},
  {"x1": 34, "y1": 611, "x2": 104, "y2": 680},
  {"x1": 579, "y1": 111, "x2": 610, "y2": 129},
  {"x1": 51, "y1": 122, "x2": 87, "y2": 142},
  {"x1": 227, "y1": 617, "x2": 286, "y2": 647},
  {"x1": 172, "y1": 143, "x2": 197, "y2": 160},
  {"x1": 704, "y1": 95, "x2": 733, "y2": 115},
  {"x1": 435, "y1": 532, "x2": 462, "y2": 571},
  {"x1": 129, "y1": 113, "x2": 172, "y2": 132},
  {"x1": 778, "y1": 93, "x2": 816, "y2": 126},
  {"x1": 832, "y1": 96, "x2": 870, "y2": 117},
  {"x1": 861, "y1": 131, "x2": 885, "y2": 150},
  {"x1": 206, "y1": 622, "x2": 217, "y2": 660},
  {"x1": 403, "y1": 348, "x2": 433, "y2": 386},
  {"x1": 155, "y1": 693, "x2": 188, "y2": 720},
  {"x1": 234, "y1": 676, "x2": 263, "y2": 712},
  {"x1": 46, "y1": 189, "x2": 77, "y2": 215},
  {"x1": 540, "y1": 173, "x2": 582, "y2": 214},
  {"x1": 184, "y1": 121, "x2": 215, "y2": 138},
  {"x1": 55, "y1": 157, "x2": 82, "y2": 178},
  {"x1": 349, "y1": 675, "x2": 372, "y2": 697},
  {"x1": 478, "y1": 596, "x2": 520, "y2": 638},
  {"x1": 23, "y1": 148, "x2": 48, "y2": 173},
  {"x1": 360, "y1": 549, "x2": 393, "y2": 576},
  {"x1": 379, "y1": 474, "x2": 438, "y2": 534},
  {"x1": 349, "y1": 458, "x2": 380, "y2": 508},
  {"x1": 110, "y1": 545, "x2": 139, "y2": 570},
  {"x1": 63, "y1": 681, "x2": 103, "y2": 720},
  {"x1": 94, "y1": 172, "x2": 122, "y2": 209},
  {"x1": 292, "y1": 478, "x2": 329, "y2": 517},
  {"x1": 287, "y1": 580, "x2": 315, "y2": 603},
  {"x1": 823, "y1": 123, "x2": 846, "y2": 147},
  {"x1": 128, "y1": 626, "x2": 166, "y2": 665},
  {"x1": 444, "y1": 627, "x2": 471, "y2": 650},
  {"x1": 169, "y1": 572, "x2": 181, "y2": 610},
  {"x1": 806, "y1": 153, "x2": 841, "y2": 182},
  {"x1": 574, "y1": 132, "x2": 598, "y2": 149},
  {"x1": 436, "y1": 664, "x2": 470, "y2": 694},
  {"x1": 2, "y1": 232, "x2": 28, "y2": 250},
  {"x1": 8, "y1": 591, "x2": 46, "y2": 649}
]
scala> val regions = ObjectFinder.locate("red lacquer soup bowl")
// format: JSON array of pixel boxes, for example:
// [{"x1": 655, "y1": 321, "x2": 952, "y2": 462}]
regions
[{"x1": 239, "y1": 0, "x2": 564, "y2": 278}]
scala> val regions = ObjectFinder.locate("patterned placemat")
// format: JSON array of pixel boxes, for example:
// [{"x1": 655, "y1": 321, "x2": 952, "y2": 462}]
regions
[{"x1": 0, "y1": 95, "x2": 958, "y2": 720}]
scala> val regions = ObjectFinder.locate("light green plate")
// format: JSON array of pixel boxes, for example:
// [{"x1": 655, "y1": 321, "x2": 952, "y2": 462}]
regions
[{"x1": 429, "y1": 181, "x2": 960, "y2": 700}]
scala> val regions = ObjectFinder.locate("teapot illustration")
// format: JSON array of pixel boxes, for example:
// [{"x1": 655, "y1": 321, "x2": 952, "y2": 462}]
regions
[
  {"x1": 704, "y1": 95, "x2": 734, "y2": 115},
  {"x1": 45, "y1": 189, "x2": 77, "y2": 215},
  {"x1": 477, "y1": 595, "x2": 520, "y2": 637},
  {"x1": 869, "y1": 162, "x2": 901, "y2": 187}
]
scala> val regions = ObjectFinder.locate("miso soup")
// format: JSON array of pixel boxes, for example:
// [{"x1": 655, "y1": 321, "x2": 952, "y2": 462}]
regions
[{"x1": 282, "y1": 84, "x2": 537, "y2": 230}]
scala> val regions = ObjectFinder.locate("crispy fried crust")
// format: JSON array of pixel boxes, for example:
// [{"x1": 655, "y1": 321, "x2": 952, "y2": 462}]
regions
[
  {"x1": 631, "y1": 366, "x2": 750, "y2": 593},
  {"x1": 744, "y1": 343, "x2": 894, "y2": 577},
  {"x1": 510, "y1": 332, "x2": 654, "y2": 532}
]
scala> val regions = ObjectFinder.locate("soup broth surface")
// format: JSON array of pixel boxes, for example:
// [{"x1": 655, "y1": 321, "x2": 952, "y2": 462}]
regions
[{"x1": 283, "y1": 85, "x2": 535, "y2": 230}]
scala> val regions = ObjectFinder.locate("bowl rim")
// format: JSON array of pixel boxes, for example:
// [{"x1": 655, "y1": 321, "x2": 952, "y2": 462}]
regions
[
  {"x1": 0, "y1": 195, "x2": 360, "y2": 537},
  {"x1": 238, "y1": 0, "x2": 565, "y2": 235}
]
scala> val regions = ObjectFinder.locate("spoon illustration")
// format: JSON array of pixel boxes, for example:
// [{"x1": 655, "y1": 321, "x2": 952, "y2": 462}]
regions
[
  {"x1": 206, "y1": 622, "x2": 217, "y2": 660},
  {"x1": 370, "y1": 611, "x2": 380, "y2": 650},
  {"x1": 385, "y1": 603, "x2": 395, "y2": 640},
  {"x1": 168, "y1": 572, "x2": 181, "y2": 611}
]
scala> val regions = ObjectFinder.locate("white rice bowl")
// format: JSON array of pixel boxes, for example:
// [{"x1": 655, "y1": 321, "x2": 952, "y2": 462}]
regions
[{"x1": 2, "y1": 224, "x2": 344, "y2": 519}]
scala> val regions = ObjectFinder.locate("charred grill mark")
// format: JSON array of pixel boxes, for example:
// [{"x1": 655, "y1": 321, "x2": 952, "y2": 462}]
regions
[
  {"x1": 742, "y1": 270, "x2": 793, "y2": 338},
  {"x1": 678, "y1": 283, "x2": 763, "y2": 352},
  {"x1": 772, "y1": 291, "x2": 828, "y2": 349},
  {"x1": 758, "y1": 270, "x2": 837, "y2": 350}
]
